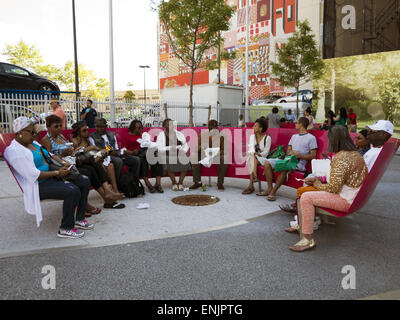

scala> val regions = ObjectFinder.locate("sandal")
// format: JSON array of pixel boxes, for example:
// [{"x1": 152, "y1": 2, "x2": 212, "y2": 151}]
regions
[
  {"x1": 148, "y1": 185, "x2": 156, "y2": 193},
  {"x1": 256, "y1": 190, "x2": 269, "y2": 196},
  {"x1": 104, "y1": 202, "x2": 126, "y2": 209},
  {"x1": 242, "y1": 188, "x2": 254, "y2": 195},
  {"x1": 86, "y1": 207, "x2": 102, "y2": 215},
  {"x1": 289, "y1": 237, "x2": 316, "y2": 252},
  {"x1": 285, "y1": 224, "x2": 300, "y2": 233},
  {"x1": 279, "y1": 204, "x2": 297, "y2": 213},
  {"x1": 267, "y1": 195, "x2": 276, "y2": 201},
  {"x1": 155, "y1": 185, "x2": 164, "y2": 193}
]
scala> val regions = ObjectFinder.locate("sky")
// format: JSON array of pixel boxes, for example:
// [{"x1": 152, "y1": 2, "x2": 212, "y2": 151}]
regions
[{"x1": 0, "y1": 0, "x2": 159, "y2": 92}]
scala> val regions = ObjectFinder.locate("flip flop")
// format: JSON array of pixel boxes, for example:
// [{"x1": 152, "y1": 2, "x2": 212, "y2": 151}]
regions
[
  {"x1": 86, "y1": 207, "x2": 102, "y2": 215},
  {"x1": 104, "y1": 202, "x2": 125, "y2": 209},
  {"x1": 267, "y1": 195, "x2": 276, "y2": 201},
  {"x1": 242, "y1": 188, "x2": 255, "y2": 195},
  {"x1": 256, "y1": 191, "x2": 269, "y2": 196}
]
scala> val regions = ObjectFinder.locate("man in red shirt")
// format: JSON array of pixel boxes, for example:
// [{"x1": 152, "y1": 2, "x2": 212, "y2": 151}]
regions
[
  {"x1": 50, "y1": 97, "x2": 66, "y2": 130},
  {"x1": 347, "y1": 108, "x2": 357, "y2": 132}
]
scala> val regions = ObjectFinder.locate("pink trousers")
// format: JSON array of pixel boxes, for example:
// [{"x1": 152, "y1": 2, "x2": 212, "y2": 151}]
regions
[{"x1": 299, "y1": 191, "x2": 351, "y2": 235}]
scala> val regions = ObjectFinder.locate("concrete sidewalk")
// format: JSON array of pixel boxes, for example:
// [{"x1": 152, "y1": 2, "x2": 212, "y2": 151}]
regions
[
  {"x1": 1, "y1": 157, "x2": 400, "y2": 299},
  {"x1": 0, "y1": 162, "x2": 297, "y2": 258}
]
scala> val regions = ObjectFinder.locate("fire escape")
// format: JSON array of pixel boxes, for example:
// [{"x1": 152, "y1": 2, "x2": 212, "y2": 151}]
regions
[{"x1": 362, "y1": 0, "x2": 400, "y2": 54}]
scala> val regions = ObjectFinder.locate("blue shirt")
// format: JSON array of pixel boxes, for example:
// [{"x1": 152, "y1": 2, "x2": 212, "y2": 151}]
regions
[{"x1": 31, "y1": 143, "x2": 50, "y2": 184}]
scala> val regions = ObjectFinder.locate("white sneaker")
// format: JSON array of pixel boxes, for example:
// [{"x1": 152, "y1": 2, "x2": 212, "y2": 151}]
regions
[
  {"x1": 75, "y1": 219, "x2": 94, "y2": 230},
  {"x1": 289, "y1": 217, "x2": 320, "y2": 230},
  {"x1": 178, "y1": 184, "x2": 184, "y2": 191},
  {"x1": 290, "y1": 220, "x2": 298, "y2": 228},
  {"x1": 313, "y1": 218, "x2": 321, "y2": 230},
  {"x1": 57, "y1": 228, "x2": 84, "y2": 239},
  {"x1": 172, "y1": 184, "x2": 179, "y2": 191}
]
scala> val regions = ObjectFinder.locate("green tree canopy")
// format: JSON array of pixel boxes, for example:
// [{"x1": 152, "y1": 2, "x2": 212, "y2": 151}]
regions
[
  {"x1": 2, "y1": 41, "x2": 109, "y2": 99},
  {"x1": 270, "y1": 20, "x2": 324, "y2": 116},
  {"x1": 123, "y1": 90, "x2": 136, "y2": 101},
  {"x1": 158, "y1": 0, "x2": 235, "y2": 125}
]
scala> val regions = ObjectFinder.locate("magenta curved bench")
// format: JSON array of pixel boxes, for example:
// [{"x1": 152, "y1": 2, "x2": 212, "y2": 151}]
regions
[{"x1": 1, "y1": 129, "x2": 399, "y2": 218}]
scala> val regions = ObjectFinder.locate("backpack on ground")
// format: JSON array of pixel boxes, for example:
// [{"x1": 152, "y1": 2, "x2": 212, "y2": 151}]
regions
[{"x1": 119, "y1": 174, "x2": 145, "y2": 198}]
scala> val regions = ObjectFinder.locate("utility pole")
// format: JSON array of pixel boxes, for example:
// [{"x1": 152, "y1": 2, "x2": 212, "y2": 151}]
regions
[
  {"x1": 72, "y1": 0, "x2": 80, "y2": 120},
  {"x1": 139, "y1": 65, "x2": 150, "y2": 104},
  {"x1": 109, "y1": 0, "x2": 116, "y2": 127},
  {"x1": 245, "y1": 0, "x2": 250, "y2": 120}
]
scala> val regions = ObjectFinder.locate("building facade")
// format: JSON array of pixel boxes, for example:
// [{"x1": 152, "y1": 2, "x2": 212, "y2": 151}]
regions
[{"x1": 158, "y1": 0, "x2": 323, "y2": 104}]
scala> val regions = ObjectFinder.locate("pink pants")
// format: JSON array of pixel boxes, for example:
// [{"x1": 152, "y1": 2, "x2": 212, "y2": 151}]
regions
[{"x1": 299, "y1": 191, "x2": 351, "y2": 235}]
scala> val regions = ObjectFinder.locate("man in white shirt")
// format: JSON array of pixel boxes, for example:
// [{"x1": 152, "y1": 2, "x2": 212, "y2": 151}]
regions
[{"x1": 363, "y1": 120, "x2": 394, "y2": 172}]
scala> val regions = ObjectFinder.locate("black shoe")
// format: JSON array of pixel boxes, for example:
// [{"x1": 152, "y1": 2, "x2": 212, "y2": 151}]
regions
[
  {"x1": 279, "y1": 204, "x2": 297, "y2": 213},
  {"x1": 189, "y1": 182, "x2": 202, "y2": 190}
]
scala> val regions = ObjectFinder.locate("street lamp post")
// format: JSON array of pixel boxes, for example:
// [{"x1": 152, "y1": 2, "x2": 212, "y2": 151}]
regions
[
  {"x1": 139, "y1": 65, "x2": 150, "y2": 104},
  {"x1": 72, "y1": 0, "x2": 80, "y2": 120}
]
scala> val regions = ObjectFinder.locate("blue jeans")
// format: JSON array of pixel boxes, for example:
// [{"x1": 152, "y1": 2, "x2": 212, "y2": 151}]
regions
[{"x1": 39, "y1": 176, "x2": 90, "y2": 230}]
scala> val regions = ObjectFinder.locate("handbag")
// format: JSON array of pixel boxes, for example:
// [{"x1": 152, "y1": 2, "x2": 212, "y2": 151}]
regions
[
  {"x1": 267, "y1": 145, "x2": 286, "y2": 159},
  {"x1": 75, "y1": 151, "x2": 95, "y2": 166},
  {"x1": 274, "y1": 154, "x2": 299, "y2": 172},
  {"x1": 40, "y1": 147, "x2": 81, "y2": 182}
]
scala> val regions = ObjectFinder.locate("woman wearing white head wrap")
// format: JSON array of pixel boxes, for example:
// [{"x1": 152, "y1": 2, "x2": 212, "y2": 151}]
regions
[{"x1": 3, "y1": 117, "x2": 93, "y2": 238}]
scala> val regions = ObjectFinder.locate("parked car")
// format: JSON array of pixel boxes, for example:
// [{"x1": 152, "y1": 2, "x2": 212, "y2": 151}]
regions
[
  {"x1": 0, "y1": 62, "x2": 60, "y2": 92},
  {"x1": 278, "y1": 90, "x2": 313, "y2": 103},
  {"x1": 251, "y1": 95, "x2": 282, "y2": 106}
]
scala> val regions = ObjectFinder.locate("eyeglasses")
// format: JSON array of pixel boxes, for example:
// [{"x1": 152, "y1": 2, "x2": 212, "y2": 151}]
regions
[{"x1": 21, "y1": 129, "x2": 35, "y2": 135}]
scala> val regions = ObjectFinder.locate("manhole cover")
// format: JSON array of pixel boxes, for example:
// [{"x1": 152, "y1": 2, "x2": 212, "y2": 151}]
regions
[{"x1": 172, "y1": 194, "x2": 220, "y2": 206}]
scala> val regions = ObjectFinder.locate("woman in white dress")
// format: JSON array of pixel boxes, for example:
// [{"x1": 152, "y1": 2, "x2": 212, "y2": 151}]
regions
[
  {"x1": 242, "y1": 118, "x2": 271, "y2": 194},
  {"x1": 156, "y1": 119, "x2": 191, "y2": 191}
]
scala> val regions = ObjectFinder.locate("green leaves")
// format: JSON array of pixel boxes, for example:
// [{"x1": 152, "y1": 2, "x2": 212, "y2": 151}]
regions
[
  {"x1": 159, "y1": 0, "x2": 234, "y2": 69},
  {"x1": 2, "y1": 41, "x2": 109, "y2": 99},
  {"x1": 158, "y1": 0, "x2": 234, "y2": 125},
  {"x1": 270, "y1": 20, "x2": 323, "y2": 88}
]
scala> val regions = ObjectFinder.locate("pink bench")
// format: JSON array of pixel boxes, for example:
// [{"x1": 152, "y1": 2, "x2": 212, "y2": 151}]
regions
[{"x1": 1, "y1": 129, "x2": 399, "y2": 219}]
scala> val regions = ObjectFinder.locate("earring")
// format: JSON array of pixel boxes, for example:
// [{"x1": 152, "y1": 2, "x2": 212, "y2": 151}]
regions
[{"x1": 19, "y1": 135, "x2": 23, "y2": 138}]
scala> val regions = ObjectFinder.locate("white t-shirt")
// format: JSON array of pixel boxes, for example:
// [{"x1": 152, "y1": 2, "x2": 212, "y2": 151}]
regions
[{"x1": 363, "y1": 146, "x2": 382, "y2": 172}]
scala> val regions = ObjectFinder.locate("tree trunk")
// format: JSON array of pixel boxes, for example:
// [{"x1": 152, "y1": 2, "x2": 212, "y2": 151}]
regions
[
  {"x1": 296, "y1": 84, "x2": 300, "y2": 119},
  {"x1": 189, "y1": 67, "x2": 195, "y2": 127}
]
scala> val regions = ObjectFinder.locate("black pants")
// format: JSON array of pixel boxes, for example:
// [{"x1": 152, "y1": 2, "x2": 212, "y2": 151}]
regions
[
  {"x1": 39, "y1": 176, "x2": 90, "y2": 230},
  {"x1": 111, "y1": 155, "x2": 141, "y2": 180},
  {"x1": 138, "y1": 156, "x2": 163, "y2": 178},
  {"x1": 77, "y1": 162, "x2": 109, "y2": 190}
]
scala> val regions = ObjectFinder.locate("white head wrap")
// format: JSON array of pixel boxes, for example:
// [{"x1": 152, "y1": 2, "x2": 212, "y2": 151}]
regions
[{"x1": 13, "y1": 117, "x2": 33, "y2": 133}]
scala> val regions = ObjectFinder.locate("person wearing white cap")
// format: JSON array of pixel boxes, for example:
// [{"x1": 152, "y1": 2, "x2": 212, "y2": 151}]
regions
[
  {"x1": 363, "y1": 120, "x2": 394, "y2": 172},
  {"x1": 3, "y1": 117, "x2": 94, "y2": 238}
]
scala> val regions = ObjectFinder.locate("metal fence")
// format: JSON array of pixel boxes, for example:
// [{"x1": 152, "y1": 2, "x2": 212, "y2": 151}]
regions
[{"x1": 0, "y1": 93, "x2": 281, "y2": 133}]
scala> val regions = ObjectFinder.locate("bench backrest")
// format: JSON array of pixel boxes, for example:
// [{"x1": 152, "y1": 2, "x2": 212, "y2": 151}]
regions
[
  {"x1": 348, "y1": 138, "x2": 399, "y2": 213},
  {"x1": 0, "y1": 132, "x2": 23, "y2": 192}
]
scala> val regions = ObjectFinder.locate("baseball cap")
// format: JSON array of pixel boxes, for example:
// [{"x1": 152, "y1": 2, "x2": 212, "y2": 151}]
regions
[{"x1": 367, "y1": 120, "x2": 394, "y2": 135}]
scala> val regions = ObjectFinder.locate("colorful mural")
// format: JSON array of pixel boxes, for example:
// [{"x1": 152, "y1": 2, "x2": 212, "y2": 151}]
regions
[{"x1": 159, "y1": 0, "x2": 303, "y2": 103}]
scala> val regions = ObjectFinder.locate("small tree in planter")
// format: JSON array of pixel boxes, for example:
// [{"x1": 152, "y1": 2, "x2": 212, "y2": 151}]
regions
[
  {"x1": 270, "y1": 20, "x2": 324, "y2": 118},
  {"x1": 158, "y1": 0, "x2": 234, "y2": 126}
]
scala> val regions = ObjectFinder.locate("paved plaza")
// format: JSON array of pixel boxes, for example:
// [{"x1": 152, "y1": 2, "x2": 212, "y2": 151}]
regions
[{"x1": 0, "y1": 156, "x2": 399, "y2": 300}]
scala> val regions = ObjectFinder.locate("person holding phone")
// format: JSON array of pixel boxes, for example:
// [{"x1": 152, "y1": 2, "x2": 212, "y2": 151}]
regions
[
  {"x1": 80, "y1": 99, "x2": 98, "y2": 128},
  {"x1": 4, "y1": 117, "x2": 93, "y2": 239}
]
